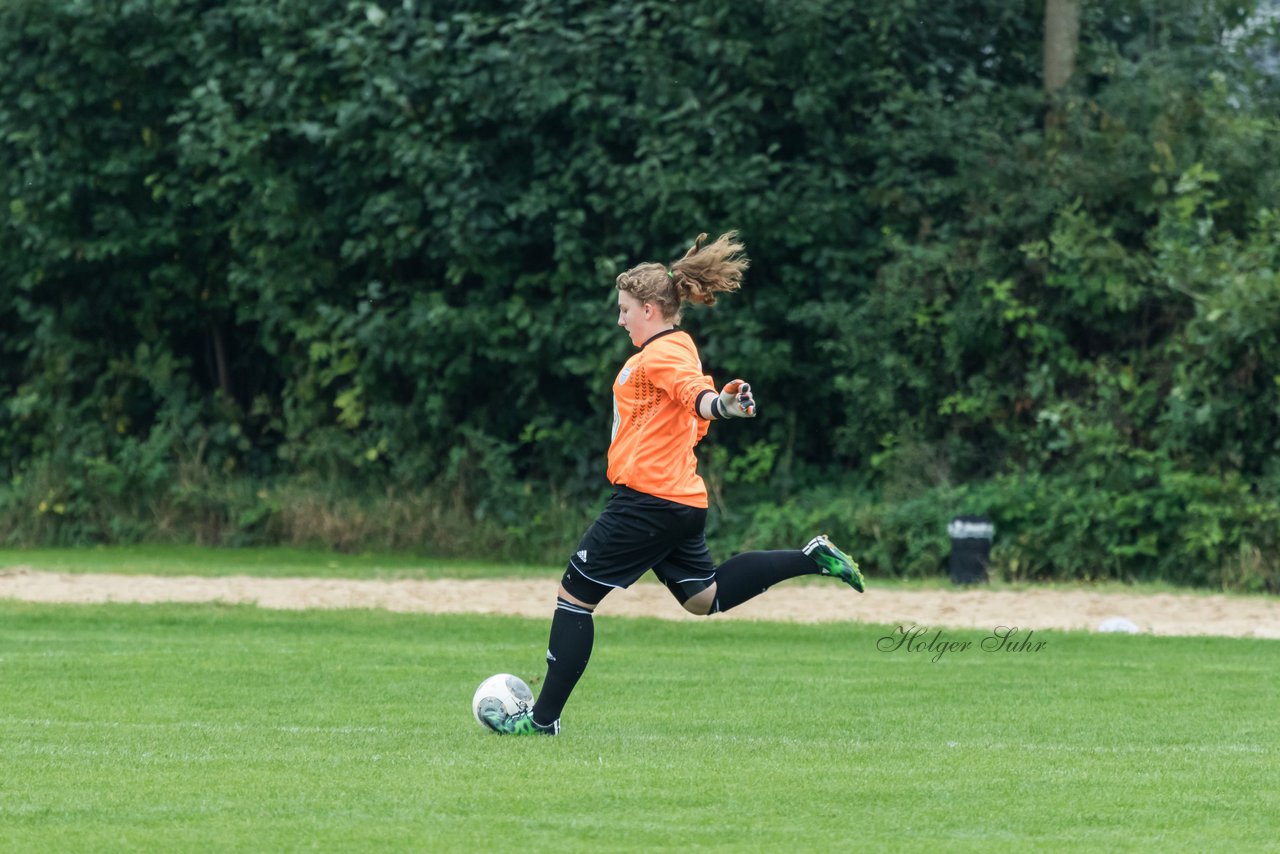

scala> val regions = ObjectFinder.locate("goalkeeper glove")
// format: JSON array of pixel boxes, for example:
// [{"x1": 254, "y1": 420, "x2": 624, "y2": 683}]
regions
[{"x1": 716, "y1": 380, "x2": 756, "y2": 418}]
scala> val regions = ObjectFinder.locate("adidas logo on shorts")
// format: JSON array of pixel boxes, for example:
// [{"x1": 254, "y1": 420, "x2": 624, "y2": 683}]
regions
[{"x1": 576, "y1": 550, "x2": 588, "y2": 562}]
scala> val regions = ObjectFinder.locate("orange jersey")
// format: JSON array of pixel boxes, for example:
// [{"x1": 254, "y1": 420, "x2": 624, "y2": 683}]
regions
[{"x1": 607, "y1": 330, "x2": 716, "y2": 507}]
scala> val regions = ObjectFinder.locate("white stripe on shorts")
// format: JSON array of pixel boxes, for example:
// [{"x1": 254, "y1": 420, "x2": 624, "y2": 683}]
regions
[
  {"x1": 668, "y1": 574, "x2": 715, "y2": 584},
  {"x1": 569, "y1": 556, "x2": 625, "y2": 589}
]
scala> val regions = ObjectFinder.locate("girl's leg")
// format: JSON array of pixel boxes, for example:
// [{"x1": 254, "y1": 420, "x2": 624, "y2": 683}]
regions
[
  {"x1": 705, "y1": 549, "x2": 821, "y2": 612},
  {"x1": 530, "y1": 573, "x2": 611, "y2": 729},
  {"x1": 665, "y1": 536, "x2": 863, "y2": 615}
]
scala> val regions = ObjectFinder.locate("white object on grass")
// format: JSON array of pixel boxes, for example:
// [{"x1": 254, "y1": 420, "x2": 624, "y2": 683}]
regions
[{"x1": 1097, "y1": 617, "x2": 1141, "y2": 634}]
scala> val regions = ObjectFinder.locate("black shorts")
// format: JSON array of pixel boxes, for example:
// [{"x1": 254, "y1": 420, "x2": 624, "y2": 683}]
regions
[{"x1": 561, "y1": 486, "x2": 715, "y2": 605}]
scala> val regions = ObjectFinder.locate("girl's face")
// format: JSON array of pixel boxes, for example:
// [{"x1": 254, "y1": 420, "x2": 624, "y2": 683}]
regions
[{"x1": 616, "y1": 290, "x2": 663, "y2": 348}]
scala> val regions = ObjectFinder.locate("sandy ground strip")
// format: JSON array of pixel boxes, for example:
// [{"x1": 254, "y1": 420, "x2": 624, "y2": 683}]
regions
[{"x1": 0, "y1": 568, "x2": 1277, "y2": 639}]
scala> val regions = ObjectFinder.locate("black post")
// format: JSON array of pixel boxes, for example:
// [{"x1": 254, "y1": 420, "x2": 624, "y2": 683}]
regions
[{"x1": 948, "y1": 516, "x2": 994, "y2": 585}]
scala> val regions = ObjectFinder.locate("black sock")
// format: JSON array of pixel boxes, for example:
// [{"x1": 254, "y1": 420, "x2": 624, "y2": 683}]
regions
[
  {"x1": 712, "y1": 550, "x2": 820, "y2": 613},
  {"x1": 531, "y1": 598, "x2": 595, "y2": 726}
]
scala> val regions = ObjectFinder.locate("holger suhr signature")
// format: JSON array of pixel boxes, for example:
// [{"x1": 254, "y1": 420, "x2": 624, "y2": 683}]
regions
[{"x1": 877, "y1": 625, "x2": 1047, "y2": 663}]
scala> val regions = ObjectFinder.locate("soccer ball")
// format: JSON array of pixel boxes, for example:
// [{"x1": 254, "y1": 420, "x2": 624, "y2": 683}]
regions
[{"x1": 471, "y1": 673, "x2": 534, "y2": 729}]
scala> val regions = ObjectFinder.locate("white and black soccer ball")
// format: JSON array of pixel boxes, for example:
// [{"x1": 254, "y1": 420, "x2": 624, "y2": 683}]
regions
[{"x1": 471, "y1": 673, "x2": 534, "y2": 729}]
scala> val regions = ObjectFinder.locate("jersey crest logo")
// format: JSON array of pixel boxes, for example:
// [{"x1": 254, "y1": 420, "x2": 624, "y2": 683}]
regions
[{"x1": 617, "y1": 367, "x2": 632, "y2": 385}]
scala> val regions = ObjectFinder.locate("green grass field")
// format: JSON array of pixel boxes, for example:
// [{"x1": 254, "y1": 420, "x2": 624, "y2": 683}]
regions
[
  {"x1": 2, "y1": 595, "x2": 1278, "y2": 851},
  {"x1": 0, "y1": 545, "x2": 552, "y2": 581}
]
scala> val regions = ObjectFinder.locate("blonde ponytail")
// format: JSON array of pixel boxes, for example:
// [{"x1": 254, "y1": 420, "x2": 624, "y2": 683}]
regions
[
  {"x1": 669, "y1": 231, "x2": 748, "y2": 308},
  {"x1": 615, "y1": 231, "x2": 749, "y2": 322}
]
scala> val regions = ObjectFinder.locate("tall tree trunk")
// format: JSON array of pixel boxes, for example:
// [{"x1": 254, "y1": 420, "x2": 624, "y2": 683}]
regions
[
  {"x1": 1044, "y1": 0, "x2": 1080, "y2": 94},
  {"x1": 1044, "y1": 0, "x2": 1080, "y2": 129}
]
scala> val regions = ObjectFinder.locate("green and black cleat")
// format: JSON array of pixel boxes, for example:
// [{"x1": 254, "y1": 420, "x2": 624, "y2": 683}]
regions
[
  {"x1": 478, "y1": 707, "x2": 560, "y2": 736},
  {"x1": 803, "y1": 534, "x2": 865, "y2": 593}
]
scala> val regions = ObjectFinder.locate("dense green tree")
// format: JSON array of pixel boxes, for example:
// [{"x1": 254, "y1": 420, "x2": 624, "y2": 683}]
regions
[{"x1": 1, "y1": 0, "x2": 1276, "y2": 586}]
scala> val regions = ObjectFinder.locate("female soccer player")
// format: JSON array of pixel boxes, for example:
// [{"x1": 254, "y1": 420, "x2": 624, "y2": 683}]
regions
[{"x1": 481, "y1": 232, "x2": 864, "y2": 736}]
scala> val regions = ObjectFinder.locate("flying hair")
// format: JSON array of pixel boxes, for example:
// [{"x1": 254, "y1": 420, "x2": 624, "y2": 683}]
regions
[{"x1": 615, "y1": 231, "x2": 749, "y2": 322}]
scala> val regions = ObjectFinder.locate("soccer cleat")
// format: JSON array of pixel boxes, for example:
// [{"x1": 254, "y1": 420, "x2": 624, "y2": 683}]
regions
[
  {"x1": 479, "y1": 707, "x2": 560, "y2": 736},
  {"x1": 803, "y1": 534, "x2": 865, "y2": 593}
]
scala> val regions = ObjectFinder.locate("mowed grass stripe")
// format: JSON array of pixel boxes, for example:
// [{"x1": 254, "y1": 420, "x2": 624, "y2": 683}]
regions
[
  {"x1": 0, "y1": 602, "x2": 1277, "y2": 852},
  {"x1": 0, "y1": 545, "x2": 551, "y2": 580}
]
